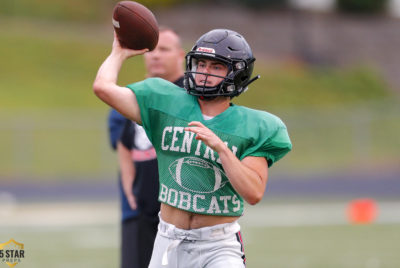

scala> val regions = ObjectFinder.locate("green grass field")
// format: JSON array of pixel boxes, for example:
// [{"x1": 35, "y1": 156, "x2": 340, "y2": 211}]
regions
[
  {"x1": 243, "y1": 224, "x2": 400, "y2": 268},
  {"x1": 1, "y1": 201, "x2": 400, "y2": 268}
]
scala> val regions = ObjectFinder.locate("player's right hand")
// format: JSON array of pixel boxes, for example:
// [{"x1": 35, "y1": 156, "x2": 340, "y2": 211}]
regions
[{"x1": 112, "y1": 31, "x2": 149, "y2": 59}]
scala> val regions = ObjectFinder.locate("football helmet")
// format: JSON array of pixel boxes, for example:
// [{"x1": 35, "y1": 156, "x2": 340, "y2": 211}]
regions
[{"x1": 184, "y1": 29, "x2": 259, "y2": 98}]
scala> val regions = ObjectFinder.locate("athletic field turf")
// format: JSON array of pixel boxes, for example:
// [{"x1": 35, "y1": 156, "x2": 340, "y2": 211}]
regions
[{"x1": 1, "y1": 200, "x2": 399, "y2": 268}]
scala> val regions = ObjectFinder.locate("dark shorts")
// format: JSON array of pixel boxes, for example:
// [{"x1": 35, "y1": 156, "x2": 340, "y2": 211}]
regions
[{"x1": 121, "y1": 214, "x2": 159, "y2": 268}]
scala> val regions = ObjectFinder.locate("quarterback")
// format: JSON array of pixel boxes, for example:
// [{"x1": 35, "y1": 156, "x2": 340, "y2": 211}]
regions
[{"x1": 93, "y1": 29, "x2": 292, "y2": 267}]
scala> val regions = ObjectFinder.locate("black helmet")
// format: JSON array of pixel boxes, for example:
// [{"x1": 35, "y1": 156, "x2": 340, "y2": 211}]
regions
[{"x1": 184, "y1": 29, "x2": 259, "y2": 98}]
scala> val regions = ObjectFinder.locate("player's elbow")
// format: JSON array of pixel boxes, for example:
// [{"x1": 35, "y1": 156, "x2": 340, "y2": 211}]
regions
[
  {"x1": 246, "y1": 191, "x2": 263, "y2": 205},
  {"x1": 245, "y1": 177, "x2": 267, "y2": 205},
  {"x1": 93, "y1": 80, "x2": 110, "y2": 100},
  {"x1": 92, "y1": 80, "x2": 104, "y2": 95}
]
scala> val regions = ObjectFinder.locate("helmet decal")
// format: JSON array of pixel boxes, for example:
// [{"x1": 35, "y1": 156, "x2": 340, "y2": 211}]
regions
[{"x1": 196, "y1": 47, "x2": 216, "y2": 54}]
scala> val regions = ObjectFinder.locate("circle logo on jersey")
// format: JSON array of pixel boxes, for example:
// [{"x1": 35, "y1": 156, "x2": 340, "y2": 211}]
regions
[{"x1": 168, "y1": 157, "x2": 228, "y2": 194}]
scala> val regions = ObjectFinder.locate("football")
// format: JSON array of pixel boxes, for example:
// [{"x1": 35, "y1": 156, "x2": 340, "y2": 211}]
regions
[{"x1": 112, "y1": 1, "x2": 159, "y2": 50}]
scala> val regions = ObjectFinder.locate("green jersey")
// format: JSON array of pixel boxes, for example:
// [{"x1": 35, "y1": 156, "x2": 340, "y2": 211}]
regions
[{"x1": 128, "y1": 78, "x2": 292, "y2": 216}]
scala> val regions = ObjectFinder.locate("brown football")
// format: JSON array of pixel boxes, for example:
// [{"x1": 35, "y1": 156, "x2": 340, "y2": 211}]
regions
[{"x1": 112, "y1": 1, "x2": 159, "y2": 50}]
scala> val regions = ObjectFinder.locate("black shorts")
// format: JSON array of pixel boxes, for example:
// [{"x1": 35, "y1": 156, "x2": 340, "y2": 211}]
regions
[{"x1": 121, "y1": 214, "x2": 159, "y2": 268}]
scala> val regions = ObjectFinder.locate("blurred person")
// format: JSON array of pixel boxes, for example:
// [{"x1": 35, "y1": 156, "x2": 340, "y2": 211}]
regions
[
  {"x1": 109, "y1": 26, "x2": 185, "y2": 268},
  {"x1": 95, "y1": 28, "x2": 291, "y2": 267}
]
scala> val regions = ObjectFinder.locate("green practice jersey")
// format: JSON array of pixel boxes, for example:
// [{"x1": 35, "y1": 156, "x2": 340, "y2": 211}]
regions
[{"x1": 128, "y1": 78, "x2": 292, "y2": 217}]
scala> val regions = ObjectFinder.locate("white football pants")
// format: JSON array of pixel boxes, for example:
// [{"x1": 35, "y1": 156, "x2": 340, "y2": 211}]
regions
[{"x1": 148, "y1": 215, "x2": 246, "y2": 268}]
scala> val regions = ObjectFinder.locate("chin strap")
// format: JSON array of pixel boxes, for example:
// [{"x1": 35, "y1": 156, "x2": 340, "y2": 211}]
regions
[
  {"x1": 199, "y1": 95, "x2": 217, "y2": 101},
  {"x1": 243, "y1": 75, "x2": 260, "y2": 89}
]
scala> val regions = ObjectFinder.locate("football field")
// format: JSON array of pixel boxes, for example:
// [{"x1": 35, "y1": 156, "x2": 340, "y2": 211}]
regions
[{"x1": 1, "y1": 200, "x2": 400, "y2": 268}]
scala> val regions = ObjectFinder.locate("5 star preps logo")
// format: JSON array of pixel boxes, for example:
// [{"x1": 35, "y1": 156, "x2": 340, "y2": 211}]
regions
[{"x1": 0, "y1": 239, "x2": 24, "y2": 267}]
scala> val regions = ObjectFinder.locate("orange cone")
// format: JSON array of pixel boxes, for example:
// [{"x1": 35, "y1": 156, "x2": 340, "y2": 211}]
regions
[{"x1": 347, "y1": 198, "x2": 378, "y2": 224}]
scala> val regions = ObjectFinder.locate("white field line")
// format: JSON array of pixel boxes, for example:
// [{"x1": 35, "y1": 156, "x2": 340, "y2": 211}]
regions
[
  {"x1": 1, "y1": 201, "x2": 400, "y2": 228},
  {"x1": 0, "y1": 201, "x2": 119, "y2": 228}
]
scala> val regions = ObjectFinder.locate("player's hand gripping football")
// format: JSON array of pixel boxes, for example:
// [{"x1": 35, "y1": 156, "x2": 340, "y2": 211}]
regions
[
  {"x1": 185, "y1": 121, "x2": 227, "y2": 153},
  {"x1": 112, "y1": 32, "x2": 149, "y2": 59}
]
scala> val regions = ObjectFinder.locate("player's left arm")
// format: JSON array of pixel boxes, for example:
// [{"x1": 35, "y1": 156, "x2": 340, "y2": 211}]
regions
[
  {"x1": 185, "y1": 121, "x2": 268, "y2": 205},
  {"x1": 117, "y1": 141, "x2": 137, "y2": 210}
]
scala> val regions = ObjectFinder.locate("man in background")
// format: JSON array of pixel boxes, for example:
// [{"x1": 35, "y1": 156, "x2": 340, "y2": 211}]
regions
[{"x1": 107, "y1": 26, "x2": 185, "y2": 268}]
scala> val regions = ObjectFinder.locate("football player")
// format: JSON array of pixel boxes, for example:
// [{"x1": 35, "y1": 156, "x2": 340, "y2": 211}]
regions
[{"x1": 94, "y1": 29, "x2": 292, "y2": 268}]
